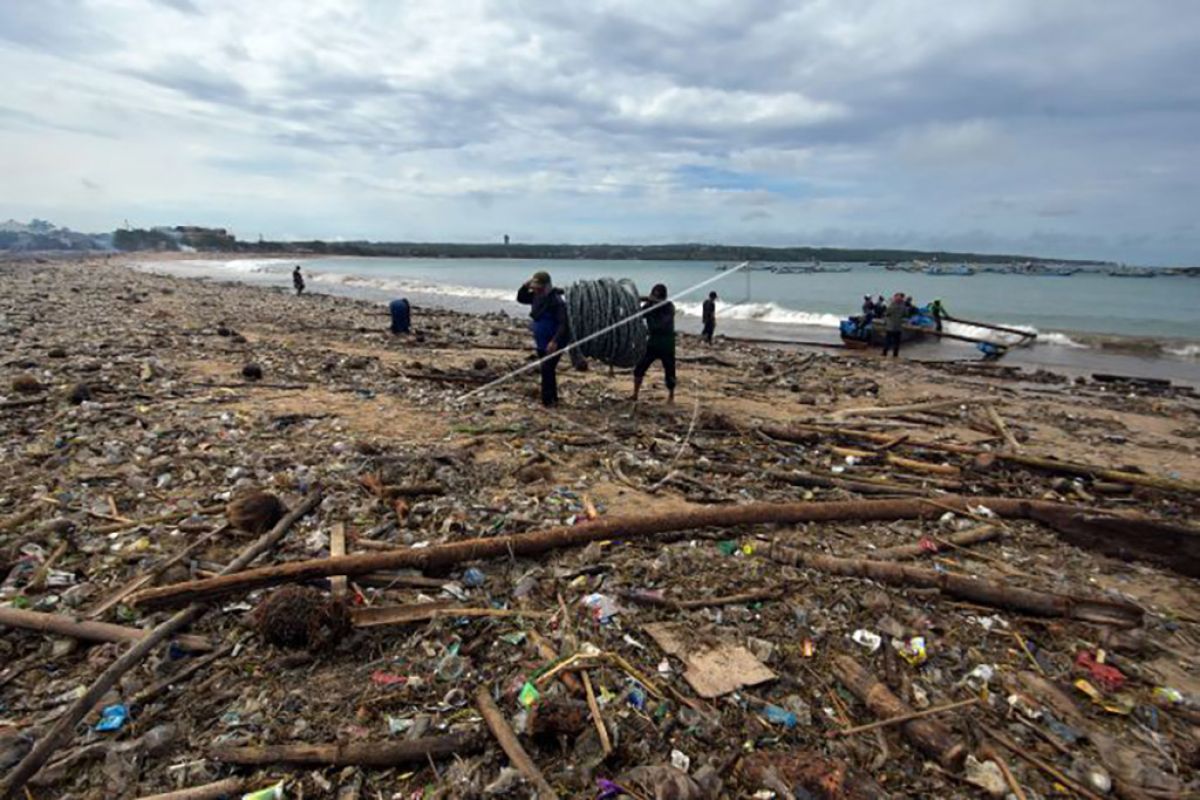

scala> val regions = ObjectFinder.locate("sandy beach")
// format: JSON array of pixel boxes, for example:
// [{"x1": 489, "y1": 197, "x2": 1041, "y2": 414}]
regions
[{"x1": 2, "y1": 256, "x2": 1199, "y2": 797}]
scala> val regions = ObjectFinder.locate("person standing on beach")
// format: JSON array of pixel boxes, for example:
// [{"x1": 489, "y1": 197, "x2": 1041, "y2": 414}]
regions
[
  {"x1": 930, "y1": 298, "x2": 947, "y2": 332},
  {"x1": 882, "y1": 293, "x2": 906, "y2": 357},
  {"x1": 292, "y1": 265, "x2": 305, "y2": 296},
  {"x1": 516, "y1": 270, "x2": 568, "y2": 407},
  {"x1": 633, "y1": 283, "x2": 677, "y2": 403},
  {"x1": 701, "y1": 291, "x2": 718, "y2": 344}
]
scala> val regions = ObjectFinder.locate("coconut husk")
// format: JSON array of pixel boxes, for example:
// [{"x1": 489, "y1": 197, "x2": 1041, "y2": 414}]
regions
[
  {"x1": 12, "y1": 374, "x2": 42, "y2": 394},
  {"x1": 226, "y1": 491, "x2": 286, "y2": 534},
  {"x1": 251, "y1": 586, "x2": 351, "y2": 651}
]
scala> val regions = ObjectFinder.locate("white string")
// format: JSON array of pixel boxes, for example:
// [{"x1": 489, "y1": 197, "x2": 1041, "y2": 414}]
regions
[{"x1": 455, "y1": 261, "x2": 750, "y2": 402}]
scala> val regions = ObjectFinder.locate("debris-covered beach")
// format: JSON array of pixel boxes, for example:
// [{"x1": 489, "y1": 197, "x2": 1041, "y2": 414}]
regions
[{"x1": 2, "y1": 256, "x2": 1198, "y2": 799}]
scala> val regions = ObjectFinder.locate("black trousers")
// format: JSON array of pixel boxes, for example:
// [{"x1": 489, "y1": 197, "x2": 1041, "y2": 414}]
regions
[
  {"x1": 634, "y1": 340, "x2": 677, "y2": 390},
  {"x1": 537, "y1": 349, "x2": 561, "y2": 406},
  {"x1": 882, "y1": 331, "x2": 901, "y2": 357},
  {"x1": 701, "y1": 321, "x2": 715, "y2": 343}
]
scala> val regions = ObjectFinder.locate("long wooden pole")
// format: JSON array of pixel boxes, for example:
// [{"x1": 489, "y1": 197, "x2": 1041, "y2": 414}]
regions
[
  {"x1": 129, "y1": 495, "x2": 1197, "y2": 609},
  {"x1": 208, "y1": 734, "x2": 481, "y2": 767},
  {"x1": 768, "y1": 544, "x2": 1143, "y2": 627},
  {"x1": 0, "y1": 491, "x2": 323, "y2": 800},
  {"x1": 0, "y1": 607, "x2": 212, "y2": 653}
]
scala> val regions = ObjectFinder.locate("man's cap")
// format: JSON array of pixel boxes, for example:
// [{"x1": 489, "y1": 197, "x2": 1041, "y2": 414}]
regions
[{"x1": 529, "y1": 270, "x2": 551, "y2": 287}]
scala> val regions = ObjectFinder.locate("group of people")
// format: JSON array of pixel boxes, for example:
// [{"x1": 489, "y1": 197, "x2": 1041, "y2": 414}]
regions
[
  {"x1": 516, "y1": 270, "x2": 712, "y2": 408},
  {"x1": 857, "y1": 293, "x2": 948, "y2": 357}
]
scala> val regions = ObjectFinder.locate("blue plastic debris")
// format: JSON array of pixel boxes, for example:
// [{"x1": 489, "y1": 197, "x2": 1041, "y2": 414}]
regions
[{"x1": 95, "y1": 704, "x2": 128, "y2": 732}]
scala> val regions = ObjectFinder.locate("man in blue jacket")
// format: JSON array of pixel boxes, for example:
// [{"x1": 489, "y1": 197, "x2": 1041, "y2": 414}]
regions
[{"x1": 517, "y1": 271, "x2": 568, "y2": 407}]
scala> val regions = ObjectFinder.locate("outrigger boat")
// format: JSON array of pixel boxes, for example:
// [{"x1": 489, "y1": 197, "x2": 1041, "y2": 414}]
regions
[{"x1": 840, "y1": 306, "x2": 1035, "y2": 359}]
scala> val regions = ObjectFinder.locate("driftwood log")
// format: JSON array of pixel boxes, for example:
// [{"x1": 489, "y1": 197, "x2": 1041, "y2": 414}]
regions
[
  {"x1": 768, "y1": 544, "x2": 1143, "y2": 627},
  {"x1": 0, "y1": 607, "x2": 213, "y2": 652},
  {"x1": 131, "y1": 496, "x2": 1199, "y2": 609},
  {"x1": 832, "y1": 655, "x2": 966, "y2": 768}
]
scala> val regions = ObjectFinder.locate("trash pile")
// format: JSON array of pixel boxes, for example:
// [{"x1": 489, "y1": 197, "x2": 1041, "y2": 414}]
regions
[{"x1": 1, "y1": 257, "x2": 1198, "y2": 799}]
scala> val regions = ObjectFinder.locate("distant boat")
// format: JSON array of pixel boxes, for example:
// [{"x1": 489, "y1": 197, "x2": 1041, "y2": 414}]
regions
[
  {"x1": 1106, "y1": 267, "x2": 1157, "y2": 278},
  {"x1": 926, "y1": 264, "x2": 975, "y2": 276}
]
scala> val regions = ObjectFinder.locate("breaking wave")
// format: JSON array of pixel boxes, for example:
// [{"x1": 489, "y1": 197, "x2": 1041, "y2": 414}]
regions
[{"x1": 676, "y1": 300, "x2": 843, "y2": 328}]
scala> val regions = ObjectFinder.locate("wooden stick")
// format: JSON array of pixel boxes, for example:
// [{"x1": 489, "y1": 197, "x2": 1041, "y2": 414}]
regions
[
  {"x1": 986, "y1": 404, "x2": 1021, "y2": 451},
  {"x1": 330, "y1": 522, "x2": 347, "y2": 600},
  {"x1": 767, "y1": 422, "x2": 1200, "y2": 495},
  {"x1": 0, "y1": 607, "x2": 213, "y2": 653},
  {"x1": 769, "y1": 544, "x2": 1142, "y2": 627},
  {"x1": 0, "y1": 490, "x2": 323, "y2": 800},
  {"x1": 978, "y1": 743, "x2": 1029, "y2": 800},
  {"x1": 827, "y1": 697, "x2": 979, "y2": 737},
  {"x1": 832, "y1": 655, "x2": 966, "y2": 768},
  {"x1": 886, "y1": 453, "x2": 961, "y2": 477},
  {"x1": 528, "y1": 630, "x2": 582, "y2": 694},
  {"x1": 475, "y1": 688, "x2": 559, "y2": 799},
  {"x1": 869, "y1": 524, "x2": 998, "y2": 560},
  {"x1": 133, "y1": 776, "x2": 248, "y2": 800},
  {"x1": 209, "y1": 734, "x2": 482, "y2": 767},
  {"x1": 131, "y1": 643, "x2": 235, "y2": 709},
  {"x1": 85, "y1": 525, "x2": 228, "y2": 619},
  {"x1": 350, "y1": 603, "x2": 548, "y2": 628},
  {"x1": 26, "y1": 540, "x2": 68, "y2": 592},
  {"x1": 91, "y1": 504, "x2": 225, "y2": 536},
  {"x1": 620, "y1": 588, "x2": 782, "y2": 610},
  {"x1": 581, "y1": 671, "x2": 612, "y2": 756},
  {"x1": 983, "y1": 725, "x2": 1104, "y2": 800},
  {"x1": 828, "y1": 397, "x2": 970, "y2": 421}
]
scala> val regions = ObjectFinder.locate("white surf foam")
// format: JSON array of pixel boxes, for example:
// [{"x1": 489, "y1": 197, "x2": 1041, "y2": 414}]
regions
[
  {"x1": 1166, "y1": 343, "x2": 1200, "y2": 358},
  {"x1": 676, "y1": 300, "x2": 842, "y2": 328}
]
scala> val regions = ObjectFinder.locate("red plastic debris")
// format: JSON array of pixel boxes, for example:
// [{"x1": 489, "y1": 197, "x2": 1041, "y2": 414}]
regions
[{"x1": 1074, "y1": 651, "x2": 1125, "y2": 692}]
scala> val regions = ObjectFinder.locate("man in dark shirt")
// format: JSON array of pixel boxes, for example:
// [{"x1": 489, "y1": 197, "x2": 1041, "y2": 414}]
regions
[
  {"x1": 516, "y1": 270, "x2": 568, "y2": 407},
  {"x1": 633, "y1": 283, "x2": 677, "y2": 403},
  {"x1": 701, "y1": 291, "x2": 717, "y2": 344},
  {"x1": 292, "y1": 265, "x2": 305, "y2": 296}
]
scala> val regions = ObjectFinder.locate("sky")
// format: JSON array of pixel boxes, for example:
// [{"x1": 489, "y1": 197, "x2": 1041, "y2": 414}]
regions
[{"x1": 1, "y1": 1, "x2": 1198, "y2": 264}]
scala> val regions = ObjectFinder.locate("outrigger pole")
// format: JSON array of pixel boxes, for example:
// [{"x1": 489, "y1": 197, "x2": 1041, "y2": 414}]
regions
[{"x1": 943, "y1": 315, "x2": 1037, "y2": 340}]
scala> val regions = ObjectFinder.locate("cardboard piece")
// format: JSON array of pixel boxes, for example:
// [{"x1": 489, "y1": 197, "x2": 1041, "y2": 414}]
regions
[{"x1": 644, "y1": 621, "x2": 777, "y2": 698}]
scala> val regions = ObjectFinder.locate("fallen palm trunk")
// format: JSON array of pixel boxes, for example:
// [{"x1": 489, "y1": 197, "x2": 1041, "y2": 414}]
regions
[
  {"x1": 764, "y1": 423, "x2": 1200, "y2": 495},
  {"x1": 768, "y1": 544, "x2": 1143, "y2": 627},
  {"x1": 208, "y1": 733, "x2": 482, "y2": 767},
  {"x1": 868, "y1": 524, "x2": 999, "y2": 560},
  {"x1": 827, "y1": 397, "x2": 971, "y2": 421},
  {"x1": 0, "y1": 607, "x2": 213, "y2": 653},
  {"x1": 0, "y1": 490, "x2": 323, "y2": 800},
  {"x1": 832, "y1": 655, "x2": 966, "y2": 768},
  {"x1": 690, "y1": 460, "x2": 929, "y2": 496},
  {"x1": 130, "y1": 496, "x2": 1199, "y2": 609}
]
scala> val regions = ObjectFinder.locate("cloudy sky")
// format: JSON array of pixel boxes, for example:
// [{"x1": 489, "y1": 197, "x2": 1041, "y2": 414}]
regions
[{"x1": 1, "y1": 1, "x2": 1197, "y2": 264}]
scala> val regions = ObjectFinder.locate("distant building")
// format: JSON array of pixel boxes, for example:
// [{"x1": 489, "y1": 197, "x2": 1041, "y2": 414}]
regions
[{"x1": 174, "y1": 226, "x2": 237, "y2": 249}]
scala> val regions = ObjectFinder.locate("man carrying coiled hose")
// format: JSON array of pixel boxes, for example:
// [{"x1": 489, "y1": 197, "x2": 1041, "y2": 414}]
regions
[
  {"x1": 517, "y1": 270, "x2": 569, "y2": 407},
  {"x1": 632, "y1": 283, "x2": 677, "y2": 404}
]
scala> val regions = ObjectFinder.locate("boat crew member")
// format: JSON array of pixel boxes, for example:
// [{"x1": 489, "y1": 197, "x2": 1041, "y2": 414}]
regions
[
  {"x1": 874, "y1": 295, "x2": 886, "y2": 317},
  {"x1": 861, "y1": 295, "x2": 875, "y2": 321},
  {"x1": 930, "y1": 298, "x2": 947, "y2": 332},
  {"x1": 633, "y1": 283, "x2": 677, "y2": 404},
  {"x1": 292, "y1": 265, "x2": 305, "y2": 296},
  {"x1": 701, "y1": 291, "x2": 718, "y2": 344},
  {"x1": 883, "y1": 293, "x2": 906, "y2": 358},
  {"x1": 516, "y1": 270, "x2": 568, "y2": 407}
]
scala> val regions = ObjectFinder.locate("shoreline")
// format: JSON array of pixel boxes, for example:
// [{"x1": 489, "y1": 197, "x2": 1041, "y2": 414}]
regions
[{"x1": 125, "y1": 253, "x2": 1200, "y2": 386}]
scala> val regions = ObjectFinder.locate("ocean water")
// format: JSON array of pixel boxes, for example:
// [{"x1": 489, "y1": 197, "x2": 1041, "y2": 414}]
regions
[{"x1": 133, "y1": 256, "x2": 1200, "y2": 384}]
